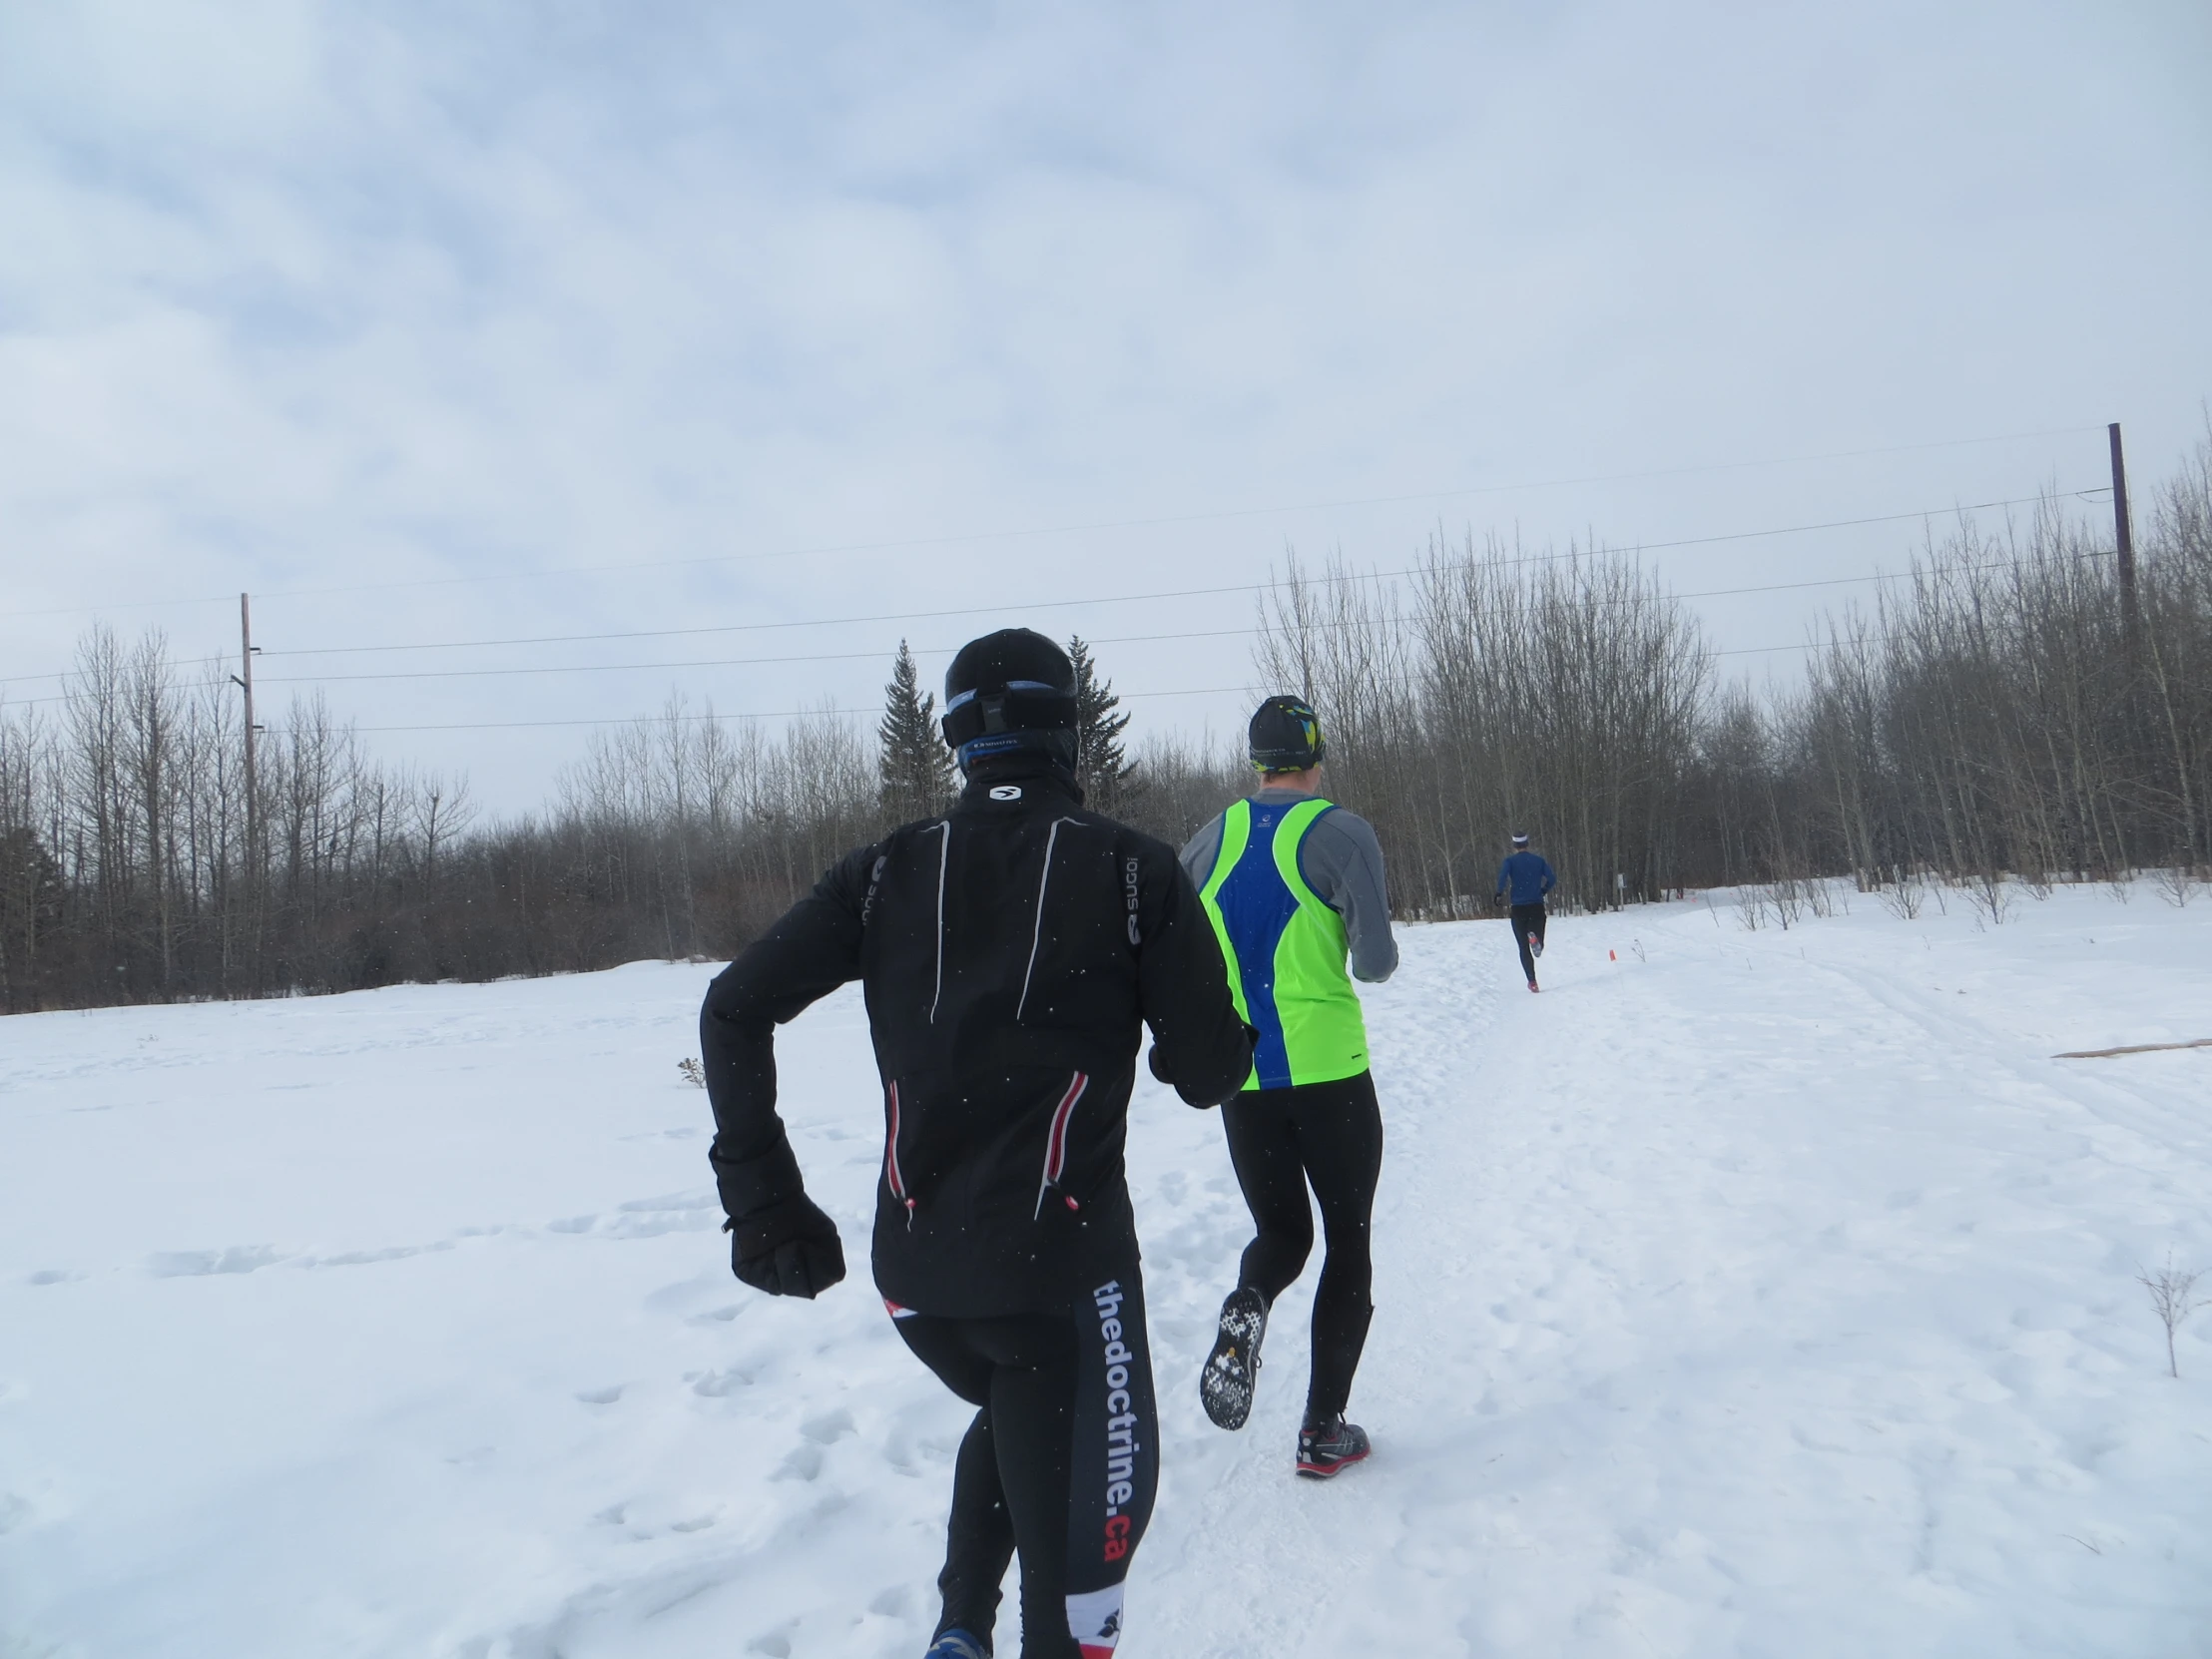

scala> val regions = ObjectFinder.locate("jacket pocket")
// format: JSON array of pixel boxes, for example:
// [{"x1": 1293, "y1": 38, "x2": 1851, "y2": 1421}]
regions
[
  {"x1": 1032, "y1": 1070, "x2": 1091, "y2": 1220},
  {"x1": 884, "y1": 1080, "x2": 916, "y2": 1229}
]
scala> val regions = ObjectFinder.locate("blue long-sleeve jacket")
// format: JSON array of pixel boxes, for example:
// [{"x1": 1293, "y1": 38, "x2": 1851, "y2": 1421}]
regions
[{"x1": 1495, "y1": 850, "x2": 1556, "y2": 905}]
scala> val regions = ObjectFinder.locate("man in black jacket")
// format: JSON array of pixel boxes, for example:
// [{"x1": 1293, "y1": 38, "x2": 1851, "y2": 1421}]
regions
[{"x1": 701, "y1": 629, "x2": 1253, "y2": 1659}]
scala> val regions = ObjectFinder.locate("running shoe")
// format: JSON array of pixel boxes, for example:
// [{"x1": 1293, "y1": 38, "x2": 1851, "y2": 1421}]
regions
[
  {"x1": 1527, "y1": 978, "x2": 1539, "y2": 993},
  {"x1": 1527, "y1": 930, "x2": 1544, "y2": 959},
  {"x1": 1296, "y1": 1414, "x2": 1372, "y2": 1478},
  {"x1": 1200, "y1": 1286, "x2": 1269, "y2": 1430},
  {"x1": 924, "y1": 1630, "x2": 990, "y2": 1659}
]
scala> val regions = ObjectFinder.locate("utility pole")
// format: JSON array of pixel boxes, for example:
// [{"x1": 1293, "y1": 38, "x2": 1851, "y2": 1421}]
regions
[
  {"x1": 2109, "y1": 422, "x2": 2139, "y2": 646},
  {"x1": 230, "y1": 593, "x2": 263, "y2": 980}
]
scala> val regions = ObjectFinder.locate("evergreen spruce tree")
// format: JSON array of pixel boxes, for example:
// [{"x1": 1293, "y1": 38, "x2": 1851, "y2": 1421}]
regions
[
  {"x1": 877, "y1": 641, "x2": 953, "y2": 822},
  {"x1": 1068, "y1": 635, "x2": 1137, "y2": 812}
]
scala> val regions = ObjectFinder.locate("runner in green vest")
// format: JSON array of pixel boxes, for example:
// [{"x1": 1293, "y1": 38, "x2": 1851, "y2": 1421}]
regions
[{"x1": 1178, "y1": 696, "x2": 1397, "y2": 1477}]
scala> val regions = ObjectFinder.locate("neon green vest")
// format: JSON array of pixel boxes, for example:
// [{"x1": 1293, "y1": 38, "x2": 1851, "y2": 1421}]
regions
[{"x1": 1197, "y1": 797, "x2": 1371, "y2": 1091}]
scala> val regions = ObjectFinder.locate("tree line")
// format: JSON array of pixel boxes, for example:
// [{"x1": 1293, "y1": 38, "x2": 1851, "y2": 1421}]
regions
[
  {"x1": 0, "y1": 623, "x2": 1179, "y2": 1011},
  {"x1": 4, "y1": 437, "x2": 2207, "y2": 1014},
  {"x1": 1250, "y1": 436, "x2": 2211, "y2": 919}
]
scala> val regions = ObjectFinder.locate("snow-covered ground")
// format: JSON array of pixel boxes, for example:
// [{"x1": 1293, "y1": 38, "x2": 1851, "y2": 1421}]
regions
[{"x1": 5, "y1": 881, "x2": 2211, "y2": 1658}]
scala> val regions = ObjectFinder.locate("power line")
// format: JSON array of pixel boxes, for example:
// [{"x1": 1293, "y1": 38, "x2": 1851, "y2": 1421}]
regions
[
  {"x1": 244, "y1": 487, "x2": 2094, "y2": 664},
  {"x1": 230, "y1": 557, "x2": 2093, "y2": 686},
  {"x1": 0, "y1": 484, "x2": 2107, "y2": 686},
  {"x1": 252, "y1": 628, "x2": 1234, "y2": 685},
  {"x1": 0, "y1": 515, "x2": 2117, "y2": 708},
  {"x1": 349, "y1": 683, "x2": 1254, "y2": 735},
  {"x1": 0, "y1": 423, "x2": 2108, "y2": 622},
  {"x1": 1714, "y1": 640, "x2": 1865, "y2": 657}
]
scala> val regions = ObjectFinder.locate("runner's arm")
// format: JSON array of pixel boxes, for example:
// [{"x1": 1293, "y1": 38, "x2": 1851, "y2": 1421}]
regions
[
  {"x1": 1137, "y1": 845, "x2": 1253, "y2": 1107},
  {"x1": 700, "y1": 842, "x2": 874, "y2": 1245},
  {"x1": 1179, "y1": 815, "x2": 1224, "y2": 888},
  {"x1": 1303, "y1": 812, "x2": 1399, "y2": 982}
]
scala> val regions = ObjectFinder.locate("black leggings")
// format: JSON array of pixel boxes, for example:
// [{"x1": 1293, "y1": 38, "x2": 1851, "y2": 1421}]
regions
[
  {"x1": 894, "y1": 1270, "x2": 1157, "y2": 1659},
  {"x1": 1510, "y1": 902, "x2": 1547, "y2": 982},
  {"x1": 1221, "y1": 1070, "x2": 1383, "y2": 1423}
]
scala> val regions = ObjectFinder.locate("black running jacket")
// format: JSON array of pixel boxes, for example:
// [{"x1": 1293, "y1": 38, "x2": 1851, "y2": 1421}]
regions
[{"x1": 701, "y1": 757, "x2": 1253, "y2": 1318}]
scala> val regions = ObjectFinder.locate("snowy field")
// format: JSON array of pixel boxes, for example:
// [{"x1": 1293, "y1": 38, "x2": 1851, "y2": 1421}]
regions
[{"x1": 5, "y1": 882, "x2": 2211, "y2": 1658}]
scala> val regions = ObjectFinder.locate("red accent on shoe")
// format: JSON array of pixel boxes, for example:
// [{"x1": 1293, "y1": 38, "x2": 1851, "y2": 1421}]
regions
[{"x1": 1296, "y1": 1445, "x2": 1372, "y2": 1478}]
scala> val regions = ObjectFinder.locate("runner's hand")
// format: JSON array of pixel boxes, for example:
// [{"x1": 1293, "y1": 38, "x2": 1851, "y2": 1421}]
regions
[
  {"x1": 1150, "y1": 1027, "x2": 1258, "y2": 1108},
  {"x1": 1147, "y1": 1042, "x2": 1176, "y2": 1087},
  {"x1": 727, "y1": 1193, "x2": 846, "y2": 1298}
]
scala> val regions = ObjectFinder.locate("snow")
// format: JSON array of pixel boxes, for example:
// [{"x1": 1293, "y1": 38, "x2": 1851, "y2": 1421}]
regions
[{"x1": 5, "y1": 882, "x2": 2211, "y2": 1657}]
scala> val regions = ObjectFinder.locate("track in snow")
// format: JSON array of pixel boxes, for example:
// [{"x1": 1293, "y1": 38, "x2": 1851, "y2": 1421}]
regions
[{"x1": 3, "y1": 885, "x2": 2209, "y2": 1656}]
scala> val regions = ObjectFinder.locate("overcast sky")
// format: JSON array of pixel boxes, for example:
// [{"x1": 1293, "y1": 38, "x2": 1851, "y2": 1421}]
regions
[{"x1": 3, "y1": 0, "x2": 2208, "y2": 810}]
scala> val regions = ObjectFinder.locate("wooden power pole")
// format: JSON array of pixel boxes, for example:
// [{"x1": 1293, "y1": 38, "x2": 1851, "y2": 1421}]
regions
[
  {"x1": 2109, "y1": 422, "x2": 2138, "y2": 643},
  {"x1": 234, "y1": 592, "x2": 259, "y2": 844},
  {"x1": 230, "y1": 593, "x2": 263, "y2": 972}
]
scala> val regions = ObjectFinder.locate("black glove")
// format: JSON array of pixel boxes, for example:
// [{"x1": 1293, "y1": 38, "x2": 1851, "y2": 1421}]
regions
[
  {"x1": 1149, "y1": 1025, "x2": 1260, "y2": 1108},
  {"x1": 726, "y1": 1193, "x2": 845, "y2": 1299},
  {"x1": 1147, "y1": 1042, "x2": 1175, "y2": 1087}
]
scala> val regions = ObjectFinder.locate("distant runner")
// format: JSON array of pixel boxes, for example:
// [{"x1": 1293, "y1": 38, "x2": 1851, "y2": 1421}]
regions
[
  {"x1": 1494, "y1": 831, "x2": 1556, "y2": 992},
  {"x1": 700, "y1": 629, "x2": 1252, "y2": 1659},
  {"x1": 1180, "y1": 696, "x2": 1397, "y2": 1478}
]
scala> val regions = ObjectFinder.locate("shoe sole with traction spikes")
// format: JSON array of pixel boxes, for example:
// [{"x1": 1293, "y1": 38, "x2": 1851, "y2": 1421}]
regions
[{"x1": 1199, "y1": 1287, "x2": 1269, "y2": 1430}]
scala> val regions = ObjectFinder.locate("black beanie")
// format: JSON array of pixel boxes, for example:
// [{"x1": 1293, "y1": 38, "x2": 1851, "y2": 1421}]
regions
[
  {"x1": 1249, "y1": 695, "x2": 1326, "y2": 772},
  {"x1": 940, "y1": 629, "x2": 1080, "y2": 770}
]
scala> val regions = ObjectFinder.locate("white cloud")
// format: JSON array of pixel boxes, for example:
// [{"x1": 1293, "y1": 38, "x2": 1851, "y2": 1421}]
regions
[{"x1": 1, "y1": 0, "x2": 2206, "y2": 804}]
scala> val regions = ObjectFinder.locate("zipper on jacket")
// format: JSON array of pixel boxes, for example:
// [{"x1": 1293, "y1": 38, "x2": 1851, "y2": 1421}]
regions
[
  {"x1": 1032, "y1": 1070, "x2": 1090, "y2": 1220},
  {"x1": 926, "y1": 823, "x2": 951, "y2": 1025},
  {"x1": 884, "y1": 1080, "x2": 916, "y2": 1230},
  {"x1": 1015, "y1": 817, "x2": 1081, "y2": 1022}
]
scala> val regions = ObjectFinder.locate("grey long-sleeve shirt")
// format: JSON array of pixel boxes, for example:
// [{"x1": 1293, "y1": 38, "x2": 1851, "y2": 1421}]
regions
[{"x1": 1179, "y1": 788, "x2": 1399, "y2": 983}]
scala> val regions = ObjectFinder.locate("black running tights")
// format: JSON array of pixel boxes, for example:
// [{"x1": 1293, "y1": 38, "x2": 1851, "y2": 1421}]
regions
[
  {"x1": 895, "y1": 1271, "x2": 1157, "y2": 1659},
  {"x1": 1510, "y1": 902, "x2": 1547, "y2": 983},
  {"x1": 1220, "y1": 1069, "x2": 1383, "y2": 1423}
]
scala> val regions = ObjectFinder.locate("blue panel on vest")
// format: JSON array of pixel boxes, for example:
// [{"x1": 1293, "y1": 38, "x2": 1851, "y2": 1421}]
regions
[{"x1": 1215, "y1": 802, "x2": 1300, "y2": 1089}]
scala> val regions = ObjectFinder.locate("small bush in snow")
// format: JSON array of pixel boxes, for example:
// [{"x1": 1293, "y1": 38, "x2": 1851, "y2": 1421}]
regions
[
  {"x1": 679, "y1": 1057, "x2": 707, "y2": 1089},
  {"x1": 2151, "y1": 864, "x2": 2200, "y2": 907},
  {"x1": 2136, "y1": 1253, "x2": 2207, "y2": 1379},
  {"x1": 1964, "y1": 870, "x2": 2013, "y2": 926},
  {"x1": 1880, "y1": 867, "x2": 1929, "y2": 920}
]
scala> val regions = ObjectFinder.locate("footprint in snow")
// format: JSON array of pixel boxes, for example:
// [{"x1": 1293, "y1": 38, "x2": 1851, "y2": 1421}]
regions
[
  {"x1": 148, "y1": 1245, "x2": 284, "y2": 1278},
  {"x1": 27, "y1": 1269, "x2": 82, "y2": 1287},
  {"x1": 802, "y1": 1407, "x2": 855, "y2": 1443},
  {"x1": 617, "y1": 1190, "x2": 717, "y2": 1215},
  {"x1": 775, "y1": 1443, "x2": 825, "y2": 1482},
  {"x1": 575, "y1": 1385, "x2": 624, "y2": 1405},
  {"x1": 314, "y1": 1244, "x2": 444, "y2": 1268}
]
